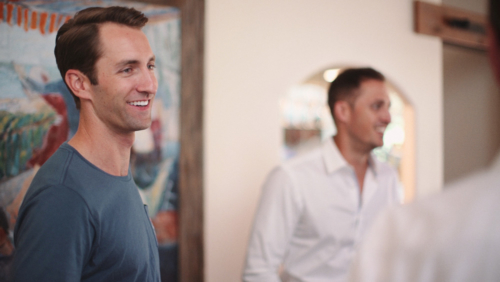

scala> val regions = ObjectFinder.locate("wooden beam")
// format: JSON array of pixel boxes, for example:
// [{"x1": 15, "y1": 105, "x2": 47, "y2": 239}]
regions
[
  {"x1": 414, "y1": 1, "x2": 488, "y2": 51},
  {"x1": 178, "y1": 0, "x2": 205, "y2": 281}
]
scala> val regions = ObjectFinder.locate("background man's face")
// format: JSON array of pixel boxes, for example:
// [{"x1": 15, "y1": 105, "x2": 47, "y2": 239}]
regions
[
  {"x1": 345, "y1": 79, "x2": 391, "y2": 151},
  {"x1": 89, "y1": 23, "x2": 158, "y2": 133}
]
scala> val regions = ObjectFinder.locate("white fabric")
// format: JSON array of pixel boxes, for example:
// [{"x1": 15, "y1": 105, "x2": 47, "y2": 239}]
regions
[
  {"x1": 349, "y1": 160, "x2": 500, "y2": 282},
  {"x1": 243, "y1": 138, "x2": 401, "y2": 282}
]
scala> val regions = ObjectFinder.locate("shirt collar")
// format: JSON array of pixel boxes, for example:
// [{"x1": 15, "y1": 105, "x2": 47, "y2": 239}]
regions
[
  {"x1": 322, "y1": 138, "x2": 348, "y2": 174},
  {"x1": 322, "y1": 138, "x2": 379, "y2": 175},
  {"x1": 367, "y1": 153, "x2": 380, "y2": 175}
]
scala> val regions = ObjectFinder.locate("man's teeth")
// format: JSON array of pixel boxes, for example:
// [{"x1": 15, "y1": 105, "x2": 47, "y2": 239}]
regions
[
  {"x1": 376, "y1": 127, "x2": 386, "y2": 133},
  {"x1": 128, "y1": 100, "x2": 149, "y2": 107}
]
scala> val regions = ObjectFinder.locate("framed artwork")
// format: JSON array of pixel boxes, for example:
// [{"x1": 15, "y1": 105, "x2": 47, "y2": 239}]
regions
[{"x1": 0, "y1": 0, "x2": 197, "y2": 280}]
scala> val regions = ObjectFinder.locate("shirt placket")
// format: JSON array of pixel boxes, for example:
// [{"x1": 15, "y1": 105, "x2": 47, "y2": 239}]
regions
[
  {"x1": 355, "y1": 169, "x2": 377, "y2": 246},
  {"x1": 346, "y1": 167, "x2": 363, "y2": 240}
]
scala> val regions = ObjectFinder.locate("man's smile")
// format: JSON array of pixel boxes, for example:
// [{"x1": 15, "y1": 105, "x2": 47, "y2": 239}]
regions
[
  {"x1": 375, "y1": 126, "x2": 386, "y2": 133},
  {"x1": 127, "y1": 100, "x2": 150, "y2": 107}
]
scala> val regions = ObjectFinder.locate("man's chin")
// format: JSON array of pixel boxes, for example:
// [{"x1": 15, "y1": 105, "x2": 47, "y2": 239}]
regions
[
  {"x1": 370, "y1": 141, "x2": 384, "y2": 150},
  {"x1": 134, "y1": 125, "x2": 151, "y2": 132},
  {"x1": 131, "y1": 121, "x2": 152, "y2": 132}
]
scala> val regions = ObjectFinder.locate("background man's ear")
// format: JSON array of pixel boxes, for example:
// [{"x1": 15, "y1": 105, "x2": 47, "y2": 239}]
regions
[
  {"x1": 333, "y1": 100, "x2": 352, "y2": 124},
  {"x1": 65, "y1": 69, "x2": 92, "y2": 100}
]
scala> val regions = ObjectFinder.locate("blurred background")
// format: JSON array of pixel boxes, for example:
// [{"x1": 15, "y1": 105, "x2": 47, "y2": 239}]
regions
[{"x1": 204, "y1": 0, "x2": 497, "y2": 281}]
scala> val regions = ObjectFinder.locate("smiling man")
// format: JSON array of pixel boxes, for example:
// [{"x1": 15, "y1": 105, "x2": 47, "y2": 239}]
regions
[
  {"x1": 13, "y1": 7, "x2": 160, "y2": 281},
  {"x1": 243, "y1": 68, "x2": 402, "y2": 282}
]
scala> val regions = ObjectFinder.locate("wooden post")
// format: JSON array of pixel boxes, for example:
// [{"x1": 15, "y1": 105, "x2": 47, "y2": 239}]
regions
[{"x1": 178, "y1": 0, "x2": 205, "y2": 281}]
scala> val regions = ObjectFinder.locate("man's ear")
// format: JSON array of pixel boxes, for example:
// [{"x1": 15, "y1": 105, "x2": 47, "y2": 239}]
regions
[
  {"x1": 65, "y1": 69, "x2": 93, "y2": 101},
  {"x1": 333, "y1": 100, "x2": 352, "y2": 124}
]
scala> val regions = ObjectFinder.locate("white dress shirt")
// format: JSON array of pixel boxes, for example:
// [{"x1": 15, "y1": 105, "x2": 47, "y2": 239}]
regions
[
  {"x1": 243, "y1": 138, "x2": 401, "y2": 282},
  {"x1": 349, "y1": 157, "x2": 500, "y2": 282}
]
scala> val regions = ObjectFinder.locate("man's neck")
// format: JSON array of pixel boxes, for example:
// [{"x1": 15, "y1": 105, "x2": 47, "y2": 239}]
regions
[
  {"x1": 333, "y1": 135, "x2": 371, "y2": 168},
  {"x1": 69, "y1": 116, "x2": 134, "y2": 177}
]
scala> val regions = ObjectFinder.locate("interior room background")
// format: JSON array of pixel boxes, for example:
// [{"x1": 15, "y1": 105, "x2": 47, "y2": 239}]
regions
[
  {"x1": 204, "y1": 0, "x2": 496, "y2": 281},
  {"x1": 0, "y1": 0, "x2": 497, "y2": 281}
]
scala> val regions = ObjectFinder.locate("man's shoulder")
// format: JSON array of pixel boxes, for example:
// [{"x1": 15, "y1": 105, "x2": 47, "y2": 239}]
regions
[
  {"x1": 358, "y1": 166, "x2": 500, "y2": 281},
  {"x1": 27, "y1": 145, "x2": 74, "y2": 193},
  {"x1": 280, "y1": 145, "x2": 324, "y2": 172},
  {"x1": 371, "y1": 156, "x2": 398, "y2": 178},
  {"x1": 261, "y1": 146, "x2": 325, "y2": 188},
  {"x1": 420, "y1": 168, "x2": 496, "y2": 213},
  {"x1": 25, "y1": 143, "x2": 132, "y2": 210},
  {"x1": 384, "y1": 167, "x2": 500, "y2": 240},
  {"x1": 36, "y1": 143, "x2": 134, "y2": 192}
]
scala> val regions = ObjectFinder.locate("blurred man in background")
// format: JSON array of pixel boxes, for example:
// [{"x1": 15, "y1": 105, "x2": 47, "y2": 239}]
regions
[{"x1": 243, "y1": 68, "x2": 402, "y2": 282}]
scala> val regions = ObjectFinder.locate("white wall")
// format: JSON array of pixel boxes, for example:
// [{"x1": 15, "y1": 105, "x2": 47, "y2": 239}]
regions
[
  {"x1": 443, "y1": 44, "x2": 500, "y2": 183},
  {"x1": 205, "y1": 0, "x2": 442, "y2": 281},
  {"x1": 443, "y1": 0, "x2": 500, "y2": 183}
]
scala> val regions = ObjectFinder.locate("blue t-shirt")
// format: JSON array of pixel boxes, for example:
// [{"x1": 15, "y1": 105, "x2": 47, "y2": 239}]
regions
[{"x1": 13, "y1": 143, "x2": 160, "y2": 281}]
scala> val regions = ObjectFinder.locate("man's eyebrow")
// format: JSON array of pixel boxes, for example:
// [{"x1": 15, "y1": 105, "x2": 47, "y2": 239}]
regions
[
  {"x1": 115, "y1": 56, "x2": 155, "y2": 68},
  {"x1": 115, "y1": 60, "x2": 140, "y2": 68}
]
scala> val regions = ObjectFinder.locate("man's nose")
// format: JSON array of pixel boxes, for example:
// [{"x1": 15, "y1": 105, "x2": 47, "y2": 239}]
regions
[
  {"x1": 137, "y1": 69, "x2": 158, "y2": 95},
  {"x1": 381, "y1": 108, "x2": 391, "y2": 124}
]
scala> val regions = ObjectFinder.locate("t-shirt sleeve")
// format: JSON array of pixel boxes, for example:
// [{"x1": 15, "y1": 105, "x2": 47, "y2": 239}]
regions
[{"x1": 13, "y1": 185, "x2": 95, "y2": 281}]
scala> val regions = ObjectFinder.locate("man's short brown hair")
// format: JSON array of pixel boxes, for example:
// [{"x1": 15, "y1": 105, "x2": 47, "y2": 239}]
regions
[
  {"x1": 327, "y1": 67, "x2": 385, "y2": 120},
  {"x1": 54, "y1": 6, "x2": 148, "y2": 109}
]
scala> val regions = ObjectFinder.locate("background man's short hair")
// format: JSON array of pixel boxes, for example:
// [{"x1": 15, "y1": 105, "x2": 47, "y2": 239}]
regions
[
  {"x1": 327, "y1": 67, "x2": 385, "y2": 115},
  {"x1": 54, "y1": 6, "x2": 148, "y2": 109}
]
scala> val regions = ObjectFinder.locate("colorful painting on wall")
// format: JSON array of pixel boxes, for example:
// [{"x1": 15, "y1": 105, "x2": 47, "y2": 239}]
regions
[{"x1": 0, "y1": 0, "x2": 181, "y2": 280}]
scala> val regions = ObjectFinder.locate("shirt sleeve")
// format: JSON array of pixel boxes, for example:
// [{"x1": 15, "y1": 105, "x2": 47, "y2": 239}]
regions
[
  {"x1": 242, "y1": 167, "x2": 303, "y2": 282},
  {"x1": 13, "y1": 185, "x2": 95, "y2": 282}
]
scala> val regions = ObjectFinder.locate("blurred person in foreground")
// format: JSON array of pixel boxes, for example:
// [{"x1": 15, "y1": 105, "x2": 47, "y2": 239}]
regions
[
  {"x1": 243, "y1": 68, "x2": 402, "y2": 282},
  {"x1": 349, "y1": 1, "x2": 500, "y2": 281},
  {"x1": 13, "y1": 6, "x2": 160, "y2": 281}
]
